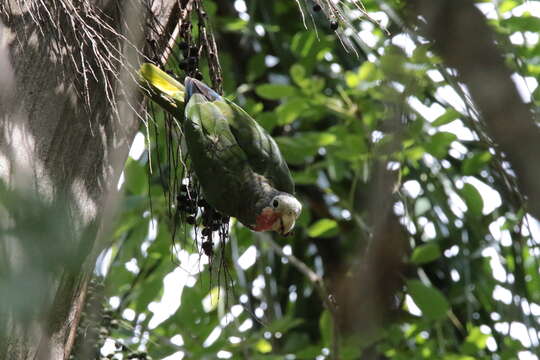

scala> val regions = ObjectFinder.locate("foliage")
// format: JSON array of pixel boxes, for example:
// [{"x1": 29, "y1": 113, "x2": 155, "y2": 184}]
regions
[{"x1": 98, "y1": 1, "x2": 540, "y2": 359}]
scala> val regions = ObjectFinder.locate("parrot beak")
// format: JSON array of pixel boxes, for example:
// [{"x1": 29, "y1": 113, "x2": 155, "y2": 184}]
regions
[{"x1": 279, "y1": 213, "x2": 297, "y2": 236}]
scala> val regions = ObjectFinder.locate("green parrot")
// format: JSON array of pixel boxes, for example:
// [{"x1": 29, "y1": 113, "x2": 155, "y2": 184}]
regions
[{"x1": 139, "y1": 64, "x2": 302, "y2": 235}]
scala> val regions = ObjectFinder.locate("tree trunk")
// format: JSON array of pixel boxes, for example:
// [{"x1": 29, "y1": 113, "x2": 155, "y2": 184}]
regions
[{"x1": 0, "y1": 1, "x2": 178, "y2": 358}]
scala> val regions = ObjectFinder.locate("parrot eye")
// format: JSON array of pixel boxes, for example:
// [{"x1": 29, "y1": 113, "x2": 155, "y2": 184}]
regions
[{"x1": 272, "y1": 199, "x2": 279, "y2": 208}]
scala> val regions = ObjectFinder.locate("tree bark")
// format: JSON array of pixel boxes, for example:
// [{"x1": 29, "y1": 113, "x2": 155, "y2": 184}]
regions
[{"x1": 0, "y1": 1, "x2": 178, "y2": 359}]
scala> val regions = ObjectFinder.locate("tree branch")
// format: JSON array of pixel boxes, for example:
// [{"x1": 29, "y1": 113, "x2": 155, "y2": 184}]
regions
[{"x1": 265, "y1": 236, "x2": 340, "y2": 360}]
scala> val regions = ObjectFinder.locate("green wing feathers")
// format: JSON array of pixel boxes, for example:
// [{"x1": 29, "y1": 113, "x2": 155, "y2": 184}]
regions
[
  {"x1": 184, "y1": 94, "x2": 253, "y2": 217},
  {"x1": 215, "y1": 99, "x2": 295, "y2": 194}
]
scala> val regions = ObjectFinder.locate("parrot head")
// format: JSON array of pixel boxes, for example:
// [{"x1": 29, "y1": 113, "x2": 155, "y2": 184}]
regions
[{"x1": 252, "y1": 193, "x2": 302, "y2": 236}]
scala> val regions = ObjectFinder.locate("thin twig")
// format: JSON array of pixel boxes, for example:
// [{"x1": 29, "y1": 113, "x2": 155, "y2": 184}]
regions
[{"x1": 265, "y1": 236, "x2": 340, "y2": 360}]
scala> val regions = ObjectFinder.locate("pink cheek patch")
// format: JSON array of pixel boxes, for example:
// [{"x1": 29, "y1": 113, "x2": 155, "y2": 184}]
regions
[{"x1": 252, "y1": 208, "x2": 279, "y2": 232}]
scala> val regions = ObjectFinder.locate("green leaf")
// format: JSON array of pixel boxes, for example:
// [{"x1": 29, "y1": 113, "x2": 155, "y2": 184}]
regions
[
  {"x1": 282, "y1": 332, "x2": 311, "y2": 353},
  {"x1": 442, "y1": 356, "x2": 475, "y2": 360},
  {"x1": 255, "y1": 84, "x2": 297, "y2": 100},
  {"x1": 291, "y1": 31, "x2": 317, "y2": 57},
  {"x1": 460, "y1": 183, "x2": 484, "y2": 218},
  {"x1": 296, "y1": 345, "x2": 323, "y2": 359},
  {"x1": 276, "y1": 98, "x2": 309, "y2": 125},
  {"x1": 292, "y1": 168, "x2": 318, "y2": 185},
  {"x1": 290, "y1": 31, "x2": 331, "y2": 72},
  {"x1": 290, "y1": 64, "x2": 308, "y2": 87},
  {"x1": 306, "y1": 77, "x2": 325, "y2": 95},
  {"x1": 266, "y1": 316, "x2": 304, "y2": 333},
  {"x1": 248, "y1": 53, "x2": 266, "y2": 81},
  {"x1": 345, "y1": 71, "x2": 359, "y2": 88},
  {"x1": 124, "y1": 159, "x2": 148, "y2": 195},
  {"x1": 223, "y1": 18, "x2": 248, "y2": 31},
  {"x1": 406, "y1": 279, "x2": 450, "y2": 321},
  {"x1": 345, "y1": 62, "x2": 380, "y2": 88},
  {"x1": 328, "y1": 126, "x2": 367, "y2": 158},
  {"x1": 461, "y1": 326, "x2": 489, "y2": 354},
  {"x1": 500, "y1": 16, "x2": 540, "y2": 32},
  {"x1": 462, "y1": 151, "x2": 492, "y2": 175},
  {"x1": 358, "y1": 61, "x2": 379, "y2": 82},
  {"x1": 255, "y1": 339, "x2": 272, "y2": 354},
  {"x1": 307, "y1": 219, "x2": 338, "y2": 238},
  {"x1": 275, "y1": 132, "x2": 337, "y2": 165},
  {"x1": 135, "y1": 271, "x2": 164, "y2": 312},
  {"x1": 424, "y1": 132, "x2": 457, "y2": 158},
  {"x1": 412, "y1": 44, "x2": 432, "y2": 64},
  {"x1": 499, "y1": 0, "x2": 519, "y2": 13},
  {"x1": 404, "y1": 146, "x2": 425, "y2": 161},
  {"x1": 411, "y1": 243, "x2": 441, "y2": 265},
  {"x1": 319, "y1": 310, "x2": 332, "y2": 347},
  {"x1": 202, "y1": 286, "x2": 221, "y2": 312},
  {"x1": 432, "y1": 109, "x2": 460, "y2": 127},
  {"x1": 256, "y1": 112, "x2": 278, "y2": 132}
]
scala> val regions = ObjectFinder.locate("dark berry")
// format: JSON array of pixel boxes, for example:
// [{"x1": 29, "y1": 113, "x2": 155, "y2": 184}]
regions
[
  {"x1": 202, "y1": 228, "x2": 212, "y2": 237},
  {"x1": 202, "y1": 241, "x2": 213, "y2": 256},
  {"x1": 330, "y1": 21, "x2": 339, "y2": 30},
  {"x1": 195, "y1": 72, "x2": 203, "y2": 80},
  {"x1": 180, "y1": 184, "x2": 188, "y2": 193},
  {"x1": 313, "y1": 4, "x2": 321, "y2": 12},
  {"x1": 197, "y1": 199, "x2": 209, "y2": 207},
  {"x1": 186, "y1": 215, "x2": 196, "y2": 225}
]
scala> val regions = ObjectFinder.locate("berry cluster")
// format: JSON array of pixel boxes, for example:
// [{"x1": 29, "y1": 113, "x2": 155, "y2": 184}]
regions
[
  {"x1": 178, "y1": 41, "x2": 203, "y2": 80},
  {"x1": 176, "y1": 183, "x2": 230, "y2": 257},
  {"x1": 176, "y1": 184, "x2": 197, "y2": 217}
]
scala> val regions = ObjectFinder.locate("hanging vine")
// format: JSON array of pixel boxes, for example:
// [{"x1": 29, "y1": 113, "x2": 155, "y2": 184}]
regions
[{"x1": 144, "y1": 0, "x2": 233, "y2": 296}]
